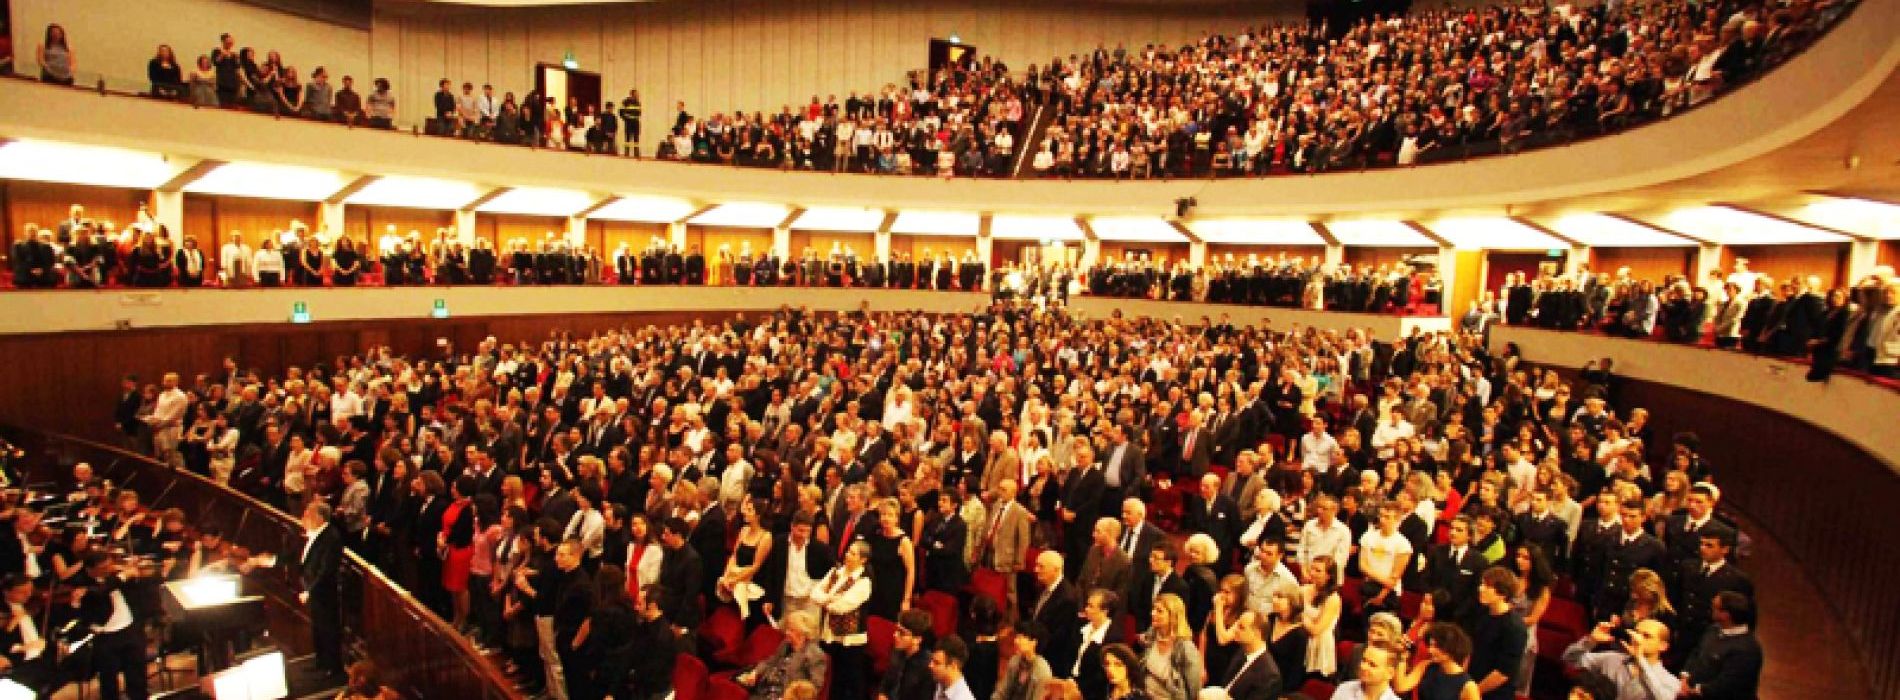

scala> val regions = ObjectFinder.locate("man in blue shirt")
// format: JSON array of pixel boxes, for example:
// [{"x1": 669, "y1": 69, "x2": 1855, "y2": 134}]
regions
[
  {"x1": 929, "y1": 635, "x2": 977, "y2": 700},
  {"x1": 1329, "y1": 640, "x2": 1403, "y2": 700}
]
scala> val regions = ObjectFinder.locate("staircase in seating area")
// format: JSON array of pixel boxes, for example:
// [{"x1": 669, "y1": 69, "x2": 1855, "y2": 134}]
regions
[{"x1": 1009, "y1": 100, "x2": 1056, "y2": 178}]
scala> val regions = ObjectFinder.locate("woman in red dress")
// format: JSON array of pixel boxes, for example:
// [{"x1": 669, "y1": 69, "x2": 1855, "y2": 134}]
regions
[{"x1": 438, "y1": 475, "x2": 478, "y2": 632}]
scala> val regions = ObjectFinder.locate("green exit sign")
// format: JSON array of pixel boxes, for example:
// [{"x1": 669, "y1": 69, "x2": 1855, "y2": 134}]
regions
[
  {"x1": 432, "y1": 299, "x2": 449, "y2": 319},
  {"x1": 291, "y1": 301, "x2": 311, "y2": 324}
]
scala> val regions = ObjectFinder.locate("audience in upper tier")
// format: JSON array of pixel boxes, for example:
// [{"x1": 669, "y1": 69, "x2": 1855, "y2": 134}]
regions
[
  {"x1": 104, "y1": 302, "x2": 1767, "y2": 700},
  {"x1": 19, "y1": 0, "x2": 1852, "y2": 178},
  {"x1": 1479, "y1": 259, "x2": 1900, "y2": 379}
]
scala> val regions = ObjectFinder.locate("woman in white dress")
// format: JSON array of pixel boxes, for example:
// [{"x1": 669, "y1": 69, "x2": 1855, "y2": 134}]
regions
[{"x1": 1300, "y1": 553, "x2": 1343, "y2": 679}]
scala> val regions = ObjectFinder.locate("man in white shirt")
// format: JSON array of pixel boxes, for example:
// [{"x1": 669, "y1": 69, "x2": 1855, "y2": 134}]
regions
[
  {"x1": 1298, "y1": 418, "x2": 1340, "y2": 472},
  {"x1": 718, "y1": 442, "x2": 752, "y2": 514},
  {"x1": 1328, "y1": 640, "x2": 1403, "y2": 700},
  {"x1": 146, "y1": 372, "x2": 190, "y2": 467},
  {"x1": 219, "y1": 232, "x2": 253, "y2": 287},
  {"x1": 1369, "y1": 413, "x2": 1414, "y2": 460},
  {"x1": 563, "y1": 484, "x2": 607, "y2": 563},
  {"x1": 330, "y1": 378, "x2": 365, "y2": 428},
  {"x1": 1299, "y1": 495, "x2": 1351, "y2": 582},
  {"x1": 1358, "y1": 502, "x2": 1414, "y2": 612}
]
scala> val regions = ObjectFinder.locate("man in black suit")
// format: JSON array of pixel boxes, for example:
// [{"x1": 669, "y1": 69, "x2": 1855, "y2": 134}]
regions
[
  {"x1": 759, "y1": 513, "x2": 835, "y2": 621},
  {"x1": 1024, "y1": 552, "x2": 1079, "y2": 672},
  {"x1": 1673, "y1": 532, "x2": 1754, "y2": 663},
  {"x1": 1216, "y1": 610, "x2": 1282, "y2": 700},
  {"x1": 655, "y1": 517, "x2": 703, "y2": 629},
  {"x1": 0, "y1": 575, "x2": 51, "y2": 691},
  {"x1": 1117, "y1": 499, "x2": 1164, "y2": 620},
  {"x1": 1059, "y1": 446, "x2": 1107, "y2": 578},
  {"x1": 856, "y1": 420, "x2": 891, "y2": 469},
  {"x1": 1682, "y1": 591, "x2": 1763, "y2": 700},
  {"x1": 1423, "y1": 516, "x2": 1486, "y2": 626},
  {"x1": 684, "y1": 484, "x2": 727, "y2": 601},
  {"x1": 1593, "y1": 498, "x2": 1667, "y2": 617},
  {"x1": 1134, "y1": 545, "x2": 1190, "y2": 633},
  {"x1": 1514, "y1": 490, "x2": 1569, "y2": 568},
  {"x1": 300, "y1": 501, "x2": 346, "y2": 676},
  {"x1": 1184, "y1": 473, "x2": 1241, "y2": 560}
]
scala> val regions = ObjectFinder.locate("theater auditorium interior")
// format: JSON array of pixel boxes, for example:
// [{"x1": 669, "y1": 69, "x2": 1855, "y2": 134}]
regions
[{"x1": 0, "y1": 0, "x2": 1896, "y2": 698}]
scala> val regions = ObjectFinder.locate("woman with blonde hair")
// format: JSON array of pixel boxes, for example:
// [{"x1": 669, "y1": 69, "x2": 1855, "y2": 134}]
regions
[
  {"x1": 1139, "y1": 593, "x2": 1203, "y2": 700},
  {"x1": 1624, "y1": 568, "x2": 1677, "y2": 629}
]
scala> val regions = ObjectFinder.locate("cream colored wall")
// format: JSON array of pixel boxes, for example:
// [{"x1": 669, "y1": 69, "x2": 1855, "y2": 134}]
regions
[
  {"x1": 9, "y1": 0, "x2": 371, "y2": 90},
  {"x1": 371, "y1": 0, "x2": 1300, "y2": 146}
]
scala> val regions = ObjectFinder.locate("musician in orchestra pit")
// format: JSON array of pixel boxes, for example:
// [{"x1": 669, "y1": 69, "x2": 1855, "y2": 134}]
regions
[
  {"x1": 301, "y1": 501, "x2": 346, "y2": 678},
  {"x1": 68, "y1": 550, "x2": 158, "y2": 700},
  {"x1": 0, "y1": 574, "x2": 51, "y2": 691}
]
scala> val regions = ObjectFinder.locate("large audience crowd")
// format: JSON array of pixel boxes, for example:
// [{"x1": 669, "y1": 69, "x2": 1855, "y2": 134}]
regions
[
  {"x1": 1477, "y1": 259, "x2": 1900, "y2": 379},
  {"x1": 18, "y1": 0, "x2": 1850, "y2": 179},
  {"x1": 1030, "y1": 0, "x2": 1845, "y2": 178},
  {"x1": 96, "y1": 300, "x2": 1768, "y2": 700}
]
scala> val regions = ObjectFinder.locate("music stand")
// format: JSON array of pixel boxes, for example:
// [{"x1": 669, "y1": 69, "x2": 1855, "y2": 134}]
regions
[
  {"x1": 202, "y1": 648, "x2": 288, "y2": 700},
  {"x1": 163, "y1": 575, "x2": 265, "y2": 674}
]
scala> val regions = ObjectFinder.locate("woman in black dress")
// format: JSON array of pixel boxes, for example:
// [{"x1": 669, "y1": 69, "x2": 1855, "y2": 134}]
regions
[
  {"x1": 574, "y1": 565, "x2": 637, "y2": 700},
  {"x1": 862, "y1": 498, "x2": 915, "y2": 619},
  {"x1": 332, "y1": 237, "x2": 362, "y2": 286},
  {"x1": 1265, "y1": 588, "x2": 1311, "y2": 692}
]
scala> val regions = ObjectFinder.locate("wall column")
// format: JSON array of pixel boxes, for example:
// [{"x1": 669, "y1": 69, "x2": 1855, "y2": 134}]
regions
[
  {"x1": 772, "y1": 227, "x2": 791, "y2": 260},
  {"x1": 1848, "y1": 239, "x2": 1880, "y2": 282},
  {"x1": 147, "y1": 190, "x2": 184, "y2": 240},
  {"x1": 874, "y1": 230, "x2": 891, "y2": 263},
  {"x1": 318, "y1": 201, "x2": 347, "y2": 241},
  {"x1": 1080, "y1": 239, "x2": 1101, "y2": 271},
  {"x1": 566, "y1": 216, "x2": 588, "y2": 247},
  {"x1": 1694, "y1": 243, "x2": 1724, "y2": 283},
  {"x1": 1564, "y1": 245, "x2": 1589, "y2": 277},
  {"x1": 668, "y1": 222, "x2": 687, "y2": 249},
  {"x1": 1189, "y1": 241, "x2": 1207, "y2": 268},
  {"x1": 1323, "y1": 244, "x2": 1345, "y2": 268},
  {"x1": 454, "y1": 210, "x2": 478, "y2": 246}
]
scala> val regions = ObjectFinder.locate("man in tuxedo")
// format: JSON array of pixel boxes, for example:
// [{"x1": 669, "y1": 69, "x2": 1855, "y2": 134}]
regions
[
  {"x1": 1593, "y1": 499, "x2": 1666, "y2": 617},
  {"x1": 1681, "y1": 591, "x2": 1763, "y2": 700},
  {"x1": 1216, "y1": 611, "x2": 1282, "y2": 700},
  {"x1": 1077, "y1": 518, "x2": 1132, "y2": 602},
  {"x1": 1423, "y1": 516, "x2": 1486, "y2": 626},
  {"x1": 760, "y1": 513, "x2": 834, "y2": 622},
  {"x1": 1673, "y1": 532, "x2": 1753, "y2": 663},
  {"x1": 300, "y1": 501, "x2": 346, "y2": 677},
  {"x1": 655, "y1": 517, "x2": 703, "y2": 629},
  {"x1": 1059, "y1": 589, "x2": 1125, "y2": 699},
  {"x1": 1059, "y1": 443, "x2": 1106, "y2": 578},
  {"x1": 1184, "y1": 473, "x2": 1241, "y2": 561},
  {"x1": 1024, "y1": 552, "x2": 1078, "y2": 671},
  {"x1": 70, "y1": 550, "x2": 160, "y2": 700}
]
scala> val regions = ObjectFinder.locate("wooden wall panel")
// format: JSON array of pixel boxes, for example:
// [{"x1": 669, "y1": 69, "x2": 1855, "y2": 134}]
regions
[
  {"x1": 1343, "y1": 246, "x2": 1436, "y2": 269},
  {"x1": 344, "y1": 205, "x2": 456, "y2": 246},
  {"x1": 1882, "y1": 240, "x2": 1900, "y2": 269},
  {"x1": 697, "y1": 226, "x2": 775, "y2": 284},
  {"x1": 2, "y1": 181, "x2": 148, "y2": 254},
  {"x1": 1721, "y1": 243, "x2": 1849, "y2": 289},
  {"x1": 481, "y1": 213, "x2": 568, "y2": 250},
  {"x1": 1106, "y1": 241, "x2": 1194, "y2": 266},
  {"x1": 1590, "y1": 246, "x2": 1694, "y2": 282},
  {"x1": 787, "y1": 230, "x2": 875, "y2": 260},
  {"x1": 589, "y1": 221, "x2": 669, "y2": 258},
  {"x1": 189, "y1": 196, "x2": 321, "y2": 265},
  {"x1": 1205, "y1": 243, "x2": 1323, "y2": 266},
  {"x1": 891, "y1": 234, "x2": 975, "y2": 262}
]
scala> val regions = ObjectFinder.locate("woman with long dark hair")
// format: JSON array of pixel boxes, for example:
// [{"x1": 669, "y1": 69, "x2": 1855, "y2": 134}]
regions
[{"x1": 38, "y1": 24, "x2": 74, "y2": 85}]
